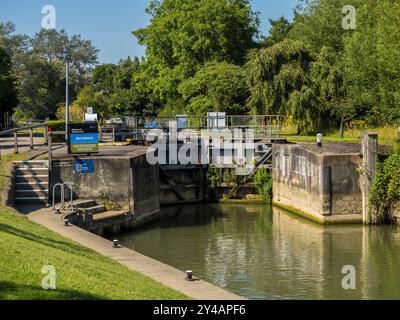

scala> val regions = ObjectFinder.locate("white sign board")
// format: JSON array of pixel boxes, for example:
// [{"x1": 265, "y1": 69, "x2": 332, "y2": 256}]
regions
[{"x1": 85, "y1": 113, "x2": 98, "y2": 123}]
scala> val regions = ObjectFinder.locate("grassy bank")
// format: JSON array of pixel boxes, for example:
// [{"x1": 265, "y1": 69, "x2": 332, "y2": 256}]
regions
[
  {"x1": 282, "y1": 126, "x2": 399, "y2": 146},
  {"x1": 0, "y1": 155, "x2": 188, "y2": 300}
]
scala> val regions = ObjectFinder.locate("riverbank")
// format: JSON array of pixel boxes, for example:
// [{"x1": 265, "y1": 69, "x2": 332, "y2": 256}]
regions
[{"x1": 0, "y1": 155, "x2": 188, "y2": 300}]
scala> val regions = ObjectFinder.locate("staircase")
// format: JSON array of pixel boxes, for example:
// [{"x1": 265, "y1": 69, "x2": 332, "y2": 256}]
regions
[
  {"x1": 13, "y1": 160, "x2": 49, "y2": 205},
  {"x1": 58, "y1": 198, "x2": 129, "y2": 232}
]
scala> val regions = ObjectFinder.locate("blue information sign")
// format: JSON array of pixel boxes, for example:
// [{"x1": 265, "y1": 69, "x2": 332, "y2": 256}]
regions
[{"x1": 74, "y1": 159, "x2": 95, "y2": 174}]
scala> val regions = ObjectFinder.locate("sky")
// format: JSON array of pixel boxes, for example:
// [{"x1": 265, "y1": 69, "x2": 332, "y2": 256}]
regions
[{"x1": 0, "y1": 0, "x2": 299, "y2": 64}]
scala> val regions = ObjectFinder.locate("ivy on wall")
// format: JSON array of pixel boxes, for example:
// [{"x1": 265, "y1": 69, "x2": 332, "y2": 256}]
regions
[{"x1": 369, "y1": 136, "x2": 400, "y2": 224}]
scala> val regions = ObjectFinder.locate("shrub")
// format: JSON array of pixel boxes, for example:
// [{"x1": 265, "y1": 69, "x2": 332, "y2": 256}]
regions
[{"x1": 254, "y1": 168, "x2": 273, "y2": 204}]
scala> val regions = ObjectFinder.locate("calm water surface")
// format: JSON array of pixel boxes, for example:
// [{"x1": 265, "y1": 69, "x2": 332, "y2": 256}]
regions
[{"x1": 116, "y1": 204, "x2": 400, "y2": 300}]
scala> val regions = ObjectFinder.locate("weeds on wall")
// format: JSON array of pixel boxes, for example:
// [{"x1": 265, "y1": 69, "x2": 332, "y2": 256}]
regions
[
  {"x1": 369, "y1": 134, "x2": 400, "y2": 224},
  {"x1": 253, "y1": 168, "x2": 273, "y2": 204}
]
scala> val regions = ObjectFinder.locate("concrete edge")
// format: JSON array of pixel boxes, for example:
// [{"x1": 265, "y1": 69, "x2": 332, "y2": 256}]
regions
[
  {"x1": 27, "y1": 207, "x2": 245, "y2": 301},
  {"x1": 273, "y1": 201, "x2": 362, "y2": 225}
]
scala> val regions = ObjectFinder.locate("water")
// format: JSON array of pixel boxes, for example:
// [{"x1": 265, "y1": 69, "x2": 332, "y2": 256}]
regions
[{"x1": 116, "y1": 203, "x2": 400, "y2": 300}]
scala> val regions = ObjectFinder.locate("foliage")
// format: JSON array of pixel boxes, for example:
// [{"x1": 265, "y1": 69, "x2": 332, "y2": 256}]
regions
[
  {"x1": 178, "y1": 61, "x2": 249, "y2": 116},
  {"x1": 73, "y1": 86, "x2": 113, "y2": 120},
  {"x1": 253, "y1": 168, "x2": 272, "y2": 204},
  {"x1": 0, "y1": 47, "x2": 18, "y2": 115},
  {"x1": 99, "y1": 191, "x2": 121, "y2": 211},
  {"x1": 55, "y1": 102, "x2": 85, "y2": 122},
  {"x1": 0, "y1": 22, "x2": 98, "y2": 119},
  {"x1": 207, "y1": 168, "x2": 238, "y2": 189},
  {"x1": 369, "y1": 142, "x2": 400, "y2": 224},
  {"x1": 261, "y1": 17, "x2": 292, "y2": 47},
  {"x1": 133, "y1": 0, "x2": 259, "y2": 104},
  {"x1": 342, "y1": 0, "x2": 400, "y2": 126}
]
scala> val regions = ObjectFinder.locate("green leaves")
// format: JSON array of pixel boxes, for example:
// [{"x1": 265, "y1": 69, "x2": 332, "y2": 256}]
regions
[
  {"x1": 178, "y1": 61, "x2": 249, "y2": 115},
  {"x1": 0, "y1": 47, "x2": 18, "y2": 115}
]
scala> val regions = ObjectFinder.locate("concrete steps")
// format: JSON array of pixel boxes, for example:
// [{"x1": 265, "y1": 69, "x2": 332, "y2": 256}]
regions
[
  {"x1": 73, "y1": 199, "x2": 127, "y2": 222},
  {"x1": 14, "y1": 160, "x2": 49, "y2": 205}
]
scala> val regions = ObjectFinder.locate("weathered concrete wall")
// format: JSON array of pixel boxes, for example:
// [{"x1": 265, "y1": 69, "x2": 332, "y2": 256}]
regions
[
  {"x1": 51, "y1": 154, "x2": 160, "y2": 218},
  {"x1": 272, "y1": 144, "x2": 363, "y2": 223},
  {"x1": 51, "y1": 157, "x2": 131, "y2": 209},
  {"x1": 131, "y1": 155, "x2": 160, "y2": 216}
]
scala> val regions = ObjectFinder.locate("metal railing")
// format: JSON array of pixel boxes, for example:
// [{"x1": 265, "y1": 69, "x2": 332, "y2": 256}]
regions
[
  {"x1": 52, "y1": 182, "x2": 75, "y2": 212},
  {"x1": 115, "y1": 115, "x2": 284, "y2": 140}
]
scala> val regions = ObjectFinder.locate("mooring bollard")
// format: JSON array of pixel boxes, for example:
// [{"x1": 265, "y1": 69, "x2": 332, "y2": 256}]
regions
[
  {"x1": 64, "y1": 219, "x2": 69, "y2": 226},
  {"x1": 317, "y1": 133, "x2": 323, "y2": 147},
  {"x1": 113, "y1": 239, "x2": 119, "y2": 248},
  {"x1": 185, "y1": 270, "x2": 193, "y2": 281}
]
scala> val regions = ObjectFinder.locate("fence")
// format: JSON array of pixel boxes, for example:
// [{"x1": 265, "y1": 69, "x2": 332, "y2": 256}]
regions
[
  {"x1": 117, "y1": 115, "x2": 284, "y2": 139},
  {"x1": 0, "y1": 124, "x2": 49, "y2": 158}
]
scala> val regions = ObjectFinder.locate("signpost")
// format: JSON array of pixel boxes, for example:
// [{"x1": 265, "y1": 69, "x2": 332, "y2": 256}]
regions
[{"x1": 68, "y1": 123, "x2": 99, "y2": 154}]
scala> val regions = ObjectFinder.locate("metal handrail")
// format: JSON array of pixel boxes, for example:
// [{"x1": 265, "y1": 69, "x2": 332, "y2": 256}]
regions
[
  {"x1": 52, "y1": 182, "x2": 75, "y2": 212},
  {"x1": 62, "y1": 182, "x2": 75, "y2": 212},
  {"x1": 52, "y1": 183, "x2": 64, "y2": 211}
]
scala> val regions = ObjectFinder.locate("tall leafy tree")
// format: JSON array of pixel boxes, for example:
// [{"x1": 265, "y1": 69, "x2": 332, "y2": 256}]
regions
[
  {"x1": 133, "y1": 0, "x2": 259, "y2": 103},
  {"x1": 261, "y1": 17, "x2": 292, "y2": 47},
  {"x1": 178, "y1": 61, "x2": 249, "y2": 115},
  {"x1": 0, "y1": 47, "x2": 18, "y2": 116}
]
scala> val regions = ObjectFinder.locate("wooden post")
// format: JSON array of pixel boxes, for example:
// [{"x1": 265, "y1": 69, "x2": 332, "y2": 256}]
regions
[
  {"x1": 14, "y1": 131, "x2": 18, "y2": 154},
  {"x1": 44, "y1": 125, "x2": 49, "y2": 145},
  {"x1": 29, "y1": 128, "x2": 34, "y2": 149},
  {"x1": 361, "y1": 133, "x2": 378, "y2": 224},
  {"x1": 48, "y1": 133, "x2": 52, "y2": 165}
]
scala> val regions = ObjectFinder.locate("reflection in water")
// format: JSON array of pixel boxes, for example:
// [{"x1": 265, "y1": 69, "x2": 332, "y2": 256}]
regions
[{"x1": 116, "y1": 204, "x2": 400, "y2": 300}]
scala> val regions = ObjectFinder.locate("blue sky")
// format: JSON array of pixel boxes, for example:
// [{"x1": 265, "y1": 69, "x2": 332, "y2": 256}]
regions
[{"x1": 0, "y1": 0, "x2": 299, "y2": 64}]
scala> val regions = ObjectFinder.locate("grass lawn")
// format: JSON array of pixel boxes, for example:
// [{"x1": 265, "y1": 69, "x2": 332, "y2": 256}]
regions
[
  {"x1": 283, "y1": 126, "x2": 399, "y2": 146},
  {"x1": 0, "y1": 155, "x2": 188, "y2": 300}
]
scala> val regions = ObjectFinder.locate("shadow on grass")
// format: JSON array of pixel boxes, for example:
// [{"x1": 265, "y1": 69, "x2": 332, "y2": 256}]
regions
[
  {"x1": 0, "y1": 281, "x2": 105, "y2": 300},
  {"x1": 0, "y1": 223, "x2": 93, "y2": 256}
]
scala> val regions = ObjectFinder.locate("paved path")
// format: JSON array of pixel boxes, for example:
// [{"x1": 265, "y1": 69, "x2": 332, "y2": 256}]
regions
[{"x1": 28, "y1": 207, "x2": 244, "y2": 300}]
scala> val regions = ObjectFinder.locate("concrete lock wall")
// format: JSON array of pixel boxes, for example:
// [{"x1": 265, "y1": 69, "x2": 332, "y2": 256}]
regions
[
  {"x1": 51, "y1": 154, "x2": 159, "y2": 216},
  {"x1": 272, "y1": 144, "x2": 363, "y2": 223}
]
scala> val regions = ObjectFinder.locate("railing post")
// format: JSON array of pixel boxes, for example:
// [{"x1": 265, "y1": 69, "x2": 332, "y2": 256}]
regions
[
  {"x1": 29, "y1": 128, "x2": 34, "y2": 149},
  {"x1": 361, "y1": 133, "x2": 378, "y2": 224},
  {"x1": 14, "y1": 131, "x2": 18, "y2": 154},
  {"x1": 48, "y1": 133, "x2": 52, "y2": 165},
  {"x1": 44, "y1": 125, "x2": 49, "y2": 145}
]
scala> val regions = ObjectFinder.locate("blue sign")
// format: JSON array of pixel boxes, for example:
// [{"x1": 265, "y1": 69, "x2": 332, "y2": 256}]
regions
[
  {"x1": 70, "y1": 133, "x2": 99, "y2": 144},
  {"x1": 74, "y1": 159, "x2": 95, "y2": 174},
  {"x1": 144, "y1": 122, "x2": 159, "y2": 128}
]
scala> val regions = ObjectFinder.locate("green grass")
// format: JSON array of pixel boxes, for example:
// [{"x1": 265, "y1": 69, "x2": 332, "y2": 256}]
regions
[
  {"x1": 283, "y1": 126, "x2": 399, "y2": 146},
  {"x1": 0, "y1": 155, "x2": 188, "y2": 300}
]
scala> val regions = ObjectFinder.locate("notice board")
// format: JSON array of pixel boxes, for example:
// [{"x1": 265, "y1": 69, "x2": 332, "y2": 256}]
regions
[{"x1": 68, "y1": 123, "x2": 99, "y2": 154}]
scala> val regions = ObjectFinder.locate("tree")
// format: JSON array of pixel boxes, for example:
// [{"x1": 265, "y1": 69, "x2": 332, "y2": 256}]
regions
[
  {"x1": 178, "y1": 61, "x2": 249, "y2": 115},
  {"x1": 93, "y1": 64, "x2": 117, "y2": 93},
  {"x1": 246, "y1": 40, "x2": 313, "y2": 116},
  {"x1": 73, "y1": 86, "x2": 113, "y2": 120},
  {"x1": 133, "y1": 0, "x2": 259, "y2": 104},
  {"x1": 0, "y1": 47, "x2": 18, "y2": 115},
  {"x1": 0, "y1": 23, "x2": 99, "y2": 119},
  {"x1": 290, "y1": 0, "x2": 362, "y2": 54},
  {"x1": 261, "y1": 17, "x2": 292, "y2": 47},
  {"x1": 342, "y1": 0, "x2": 400, "y2": 126},
  {"x1": 15, "y1": 57, "x2": 65, "y2": 119},
  {"x1": 246, "y1": 39, "x2": 346, "y2": 133}
]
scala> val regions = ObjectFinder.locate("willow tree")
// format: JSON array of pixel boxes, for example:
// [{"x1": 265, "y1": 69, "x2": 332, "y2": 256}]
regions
[
  {"x1": 246, "y1": 39, "x2": 346, "y2": 133},
  {"x1": 246, "y1": 39, "x2": 317, "y2": 133}
]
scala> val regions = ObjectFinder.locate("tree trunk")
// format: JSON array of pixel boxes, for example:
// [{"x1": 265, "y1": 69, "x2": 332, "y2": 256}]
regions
[{"x1": 339, "y1": 119, "x2": 345, "y2": 139}]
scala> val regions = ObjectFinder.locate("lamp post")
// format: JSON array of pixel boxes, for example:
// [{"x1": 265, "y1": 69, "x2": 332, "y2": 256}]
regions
[{"x1": 65, "y1": 57, "x2": 70, "y2": 141}]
